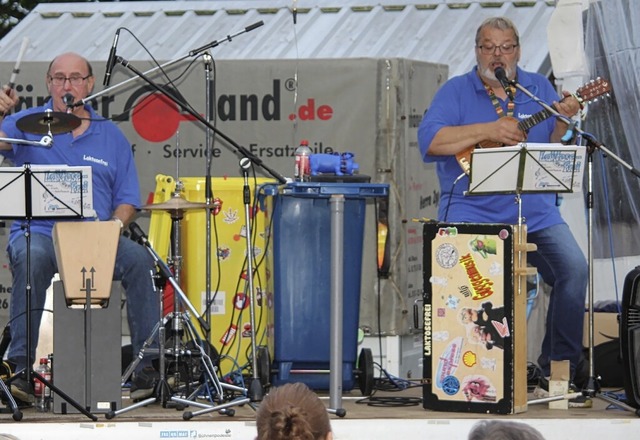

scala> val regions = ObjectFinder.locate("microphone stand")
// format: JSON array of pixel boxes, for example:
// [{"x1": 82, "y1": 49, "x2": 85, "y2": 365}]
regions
[
  {"x1": 203, "y1": 51, "x2": 214, "y2": 344},
  {"x1": 509, "y1": 78, "x2": 640, "y2": 414},
  {"x1": 113, "y1": 56, "x2": 286, "y2": 184},
  {"x1": 239, "y1": 157, "x2": 264, "y2": 403},
  {"x1": 73, "y1": 21, "x2": 266, "y2": 109}
]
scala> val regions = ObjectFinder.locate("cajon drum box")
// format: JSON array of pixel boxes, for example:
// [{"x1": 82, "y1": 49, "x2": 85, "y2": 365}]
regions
[
  {"x1": 422, "y1": 222, "x2": 528, "y2": 414},
  {"x1": 52, "y1": 221, "x2": 120, "y2": 306}
]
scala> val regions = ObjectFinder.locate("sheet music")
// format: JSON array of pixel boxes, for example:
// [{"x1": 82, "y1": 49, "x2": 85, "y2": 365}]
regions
[
  {"x1": 31, "y1": 165, "x2": 94, "y2": 217},
  {"x1": 467, "y1": 143, "x2": 586, "y2": 195},
  {"x1": 0, "y1": 169, "x2": 27, "y2": 217},
  {"x1": 521, "y1": 143, "x2": 585, "y2": 192},
  {"x1": 0, "y1": 165, "x2": 94, "y2": 218}
]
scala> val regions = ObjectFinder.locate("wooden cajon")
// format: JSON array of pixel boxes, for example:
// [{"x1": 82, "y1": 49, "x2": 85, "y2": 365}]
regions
[{"x1": 52, "y1": 221, "x2": 120, "y2": 307}]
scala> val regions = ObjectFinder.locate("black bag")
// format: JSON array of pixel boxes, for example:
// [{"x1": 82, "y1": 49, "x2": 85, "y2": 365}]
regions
[{"x1": 576, "y1": 337, "x2": 623, "y2": 388}]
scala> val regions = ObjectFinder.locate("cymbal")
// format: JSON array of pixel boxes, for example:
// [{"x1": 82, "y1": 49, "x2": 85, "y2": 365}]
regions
[
  {"x1": 141, "y1": 196, "x2": 209, "y2": 212},
  {"x1": 16, "y1": 110, "x2": 81, "y2": 135}
]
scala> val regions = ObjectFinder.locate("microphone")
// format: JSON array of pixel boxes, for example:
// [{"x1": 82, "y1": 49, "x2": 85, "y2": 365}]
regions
[
  {"x1": 494, "y1": 67, "x2": 514, "y2": 101},
  {"x1": 103, "y1": 29, "x2": 121, "y2": 87},
  {"x1": 245, "y1": 20, "x2": 264, "y2": 32},
  {"x1": 293, "y1": 0, "x2": 298, "y2": 24},
  {"x1": 129, "y1": 222, "x2": 149, "y2": 246},
  {"x1": 63, "y1": 93, "x2": 75, "y2": 112}
]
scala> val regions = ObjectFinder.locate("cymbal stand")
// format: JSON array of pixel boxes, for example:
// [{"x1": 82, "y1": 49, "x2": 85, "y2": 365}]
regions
[
  {"x1": 106, "y1": 268, "x2": 171, "y2": 419},
  {"x1": 107, "y1": 214, "x2": 194, "y2": 418},
  {"x1": 108, "y1": 223, "x2": 251, "y2": 419}
]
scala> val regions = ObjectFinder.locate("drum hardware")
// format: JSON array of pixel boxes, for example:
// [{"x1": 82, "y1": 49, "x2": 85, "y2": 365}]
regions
[
  {"x1": 16, "y1": 109, "x2": 81, "y2": 135},
  {"x1": 140, "y1": 192, "x2": 211, "y2": 218},
  {"x1": 106, "y1": 199, "x2": 250, "y2": 418},
  {"x1": 92, "y1": 25, "x2": 283, "y2": 416}
]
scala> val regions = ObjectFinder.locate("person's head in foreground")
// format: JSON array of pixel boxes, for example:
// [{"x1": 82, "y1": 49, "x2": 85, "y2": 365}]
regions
[
  {"x1": 256, "y1": 383, "x2": 332, "y2": 440},
  {"x1": 468, "y1": 420, "x2": 546, "y2": 440}
]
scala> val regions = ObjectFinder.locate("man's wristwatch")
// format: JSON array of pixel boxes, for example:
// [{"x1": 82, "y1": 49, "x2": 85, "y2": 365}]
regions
[{"x1": 111, "y1": 217, "x2": 124, "y2": 230}]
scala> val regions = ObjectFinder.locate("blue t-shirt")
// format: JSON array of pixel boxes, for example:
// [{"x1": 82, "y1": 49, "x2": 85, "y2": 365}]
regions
[
  {"x1": 417, "y1": 66, "x2": 566, "y2": 232},
  {"x1": 1, "y1": 100, "x2": 141, "y2": 243}
]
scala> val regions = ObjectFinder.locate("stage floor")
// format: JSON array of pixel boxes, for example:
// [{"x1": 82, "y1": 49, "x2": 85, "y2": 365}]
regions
[{"x1": 1, "y1": 385, "x2": 638, "y2": 439}]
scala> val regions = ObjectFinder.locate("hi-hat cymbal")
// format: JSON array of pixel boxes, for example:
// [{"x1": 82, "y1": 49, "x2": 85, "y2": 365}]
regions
[
  {"x1": 16, "y1": 110, "x2": 81, "y2": 135},
  {"x1": 141, "y1": 196, "x2": 209, "y2": 212}
]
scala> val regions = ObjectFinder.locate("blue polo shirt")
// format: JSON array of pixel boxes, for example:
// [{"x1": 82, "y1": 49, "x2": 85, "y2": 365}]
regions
[
  {"x1": 417, "y1": 66, "x2": 567, "y2": 232},
  {"x1": 1, "y1": 100, "x2": 140, "y2": 243}
]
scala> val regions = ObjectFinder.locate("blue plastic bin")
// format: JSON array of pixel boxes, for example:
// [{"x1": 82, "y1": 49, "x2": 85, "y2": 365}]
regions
[{"x1": 268, "y1": 181, "x2": 388, "y2": 390}]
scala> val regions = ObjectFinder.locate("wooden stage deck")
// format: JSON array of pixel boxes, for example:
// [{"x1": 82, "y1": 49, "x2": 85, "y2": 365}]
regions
[{"x1": 1, "y1": 383, "x2": 639, "y2": 439}]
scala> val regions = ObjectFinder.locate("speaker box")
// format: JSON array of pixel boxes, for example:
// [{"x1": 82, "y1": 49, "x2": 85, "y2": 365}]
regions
[
  {"x1": 53, "y1": 280, "x2": 122, "y2": 413},
  {"x1": 620, "y1": 266, "x2": 640, "y2": 408}
]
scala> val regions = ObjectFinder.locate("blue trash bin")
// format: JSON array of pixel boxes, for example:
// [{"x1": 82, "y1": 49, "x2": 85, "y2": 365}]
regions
[{"x1": 268, "y1": 181, "x2": 388, "y2": 390}]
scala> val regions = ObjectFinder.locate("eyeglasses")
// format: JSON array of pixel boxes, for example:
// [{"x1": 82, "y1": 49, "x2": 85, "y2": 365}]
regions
[
  {"x1": 476, "y1": 43, "x2": 519, "y2": 55},
  {"x1": 48, "y1": 75, "x2": 91, "y2": 86}
]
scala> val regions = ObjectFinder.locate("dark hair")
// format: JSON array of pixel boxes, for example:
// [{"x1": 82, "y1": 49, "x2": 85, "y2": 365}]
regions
[
  {"x1": 468, "y1": 420, "x2": 546, "y2": 440},
  {"x1": 475, "y1": 16, "x2": 520, "y2": 46},
  {"x1": 256, "y1": 383, "x2": 331, "y2": 440}
]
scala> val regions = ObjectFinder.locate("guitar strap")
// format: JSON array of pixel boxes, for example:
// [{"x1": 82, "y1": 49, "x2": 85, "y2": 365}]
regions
[{"x1": 482, "y1": 82, "x2": 515, "y2": 119}]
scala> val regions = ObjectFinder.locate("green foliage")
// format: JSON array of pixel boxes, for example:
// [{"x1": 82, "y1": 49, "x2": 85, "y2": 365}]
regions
[{"x1": 0, "y1": 0, "x2": 39, "y2": 38}]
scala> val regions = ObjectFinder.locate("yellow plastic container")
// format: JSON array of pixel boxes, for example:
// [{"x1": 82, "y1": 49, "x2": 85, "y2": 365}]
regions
[{"x1": 149, "y1": 174, "x2": 275, "y2": 378}]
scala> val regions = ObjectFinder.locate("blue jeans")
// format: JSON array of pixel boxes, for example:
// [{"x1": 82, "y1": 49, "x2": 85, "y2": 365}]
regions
[
  {"x1": 527, "y1": 223, "x2": 588, "y2": 380},
  {"x1": 7, "y1": 231, "x2": 160, "y2": 372}
]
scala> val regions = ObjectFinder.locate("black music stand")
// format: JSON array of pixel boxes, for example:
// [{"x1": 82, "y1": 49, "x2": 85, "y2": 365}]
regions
[{"x1": 0, "y1": 164, "x2": 98, "y2": 421}]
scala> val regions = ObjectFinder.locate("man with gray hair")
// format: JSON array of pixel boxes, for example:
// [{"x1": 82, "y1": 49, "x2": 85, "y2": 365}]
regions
[
  {"x1": 418, "y1": 16, "x2": 590, "y2": 407},
  {"x1": 468, "y1": 420, "x2": 546, "y2": 440}
]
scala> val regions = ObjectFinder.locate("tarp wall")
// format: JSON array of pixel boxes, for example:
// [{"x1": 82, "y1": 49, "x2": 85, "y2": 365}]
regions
[{"x1": 0, "y1": 57, "x2": 446, "y2": 338}]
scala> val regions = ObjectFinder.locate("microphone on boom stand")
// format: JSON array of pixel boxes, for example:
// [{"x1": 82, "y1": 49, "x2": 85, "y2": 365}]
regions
[{"x1": 494, "y1": 66, "x2": 514, "y2": 101}]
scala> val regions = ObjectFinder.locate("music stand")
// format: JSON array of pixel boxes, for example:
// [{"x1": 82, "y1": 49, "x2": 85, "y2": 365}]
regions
[
  {"x1": 467, "y1": 142, "x2": 586, "y2": 291},
  {"x1": 467, "y1": 143, "x2": 585, "y2": 239},
  {"x1": 0, "y1": 164, "x2": 98, "y2": 421},
  {"x1": 466, "y1": 143, "x2": 586, "y2": 408},
  {"x1": 467, "y1": 143, "x2": 586, "y2": 196}
]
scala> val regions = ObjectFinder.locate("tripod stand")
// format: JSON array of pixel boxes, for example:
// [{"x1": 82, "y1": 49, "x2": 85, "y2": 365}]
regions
[
  {"x1": 579, "y1": 138, "x2": 639, "y2": 414},
  {"x1": 503, "y1": 77, "x2": 639, "y2": 414},
  {"x1": 0, "y1": 164, "x2": 97, "y2": 421},
  {"x1": 106, "y1": 220, "x2": 250, "y2": 419}
]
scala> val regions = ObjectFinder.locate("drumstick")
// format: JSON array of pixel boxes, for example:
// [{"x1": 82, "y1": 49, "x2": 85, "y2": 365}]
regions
[
  {"x1": 7, "y1": 37, "x2": 30, "y2": 90},
  {"x1": 1, "y1": 37, "x2": 29, "y2": 117}
]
